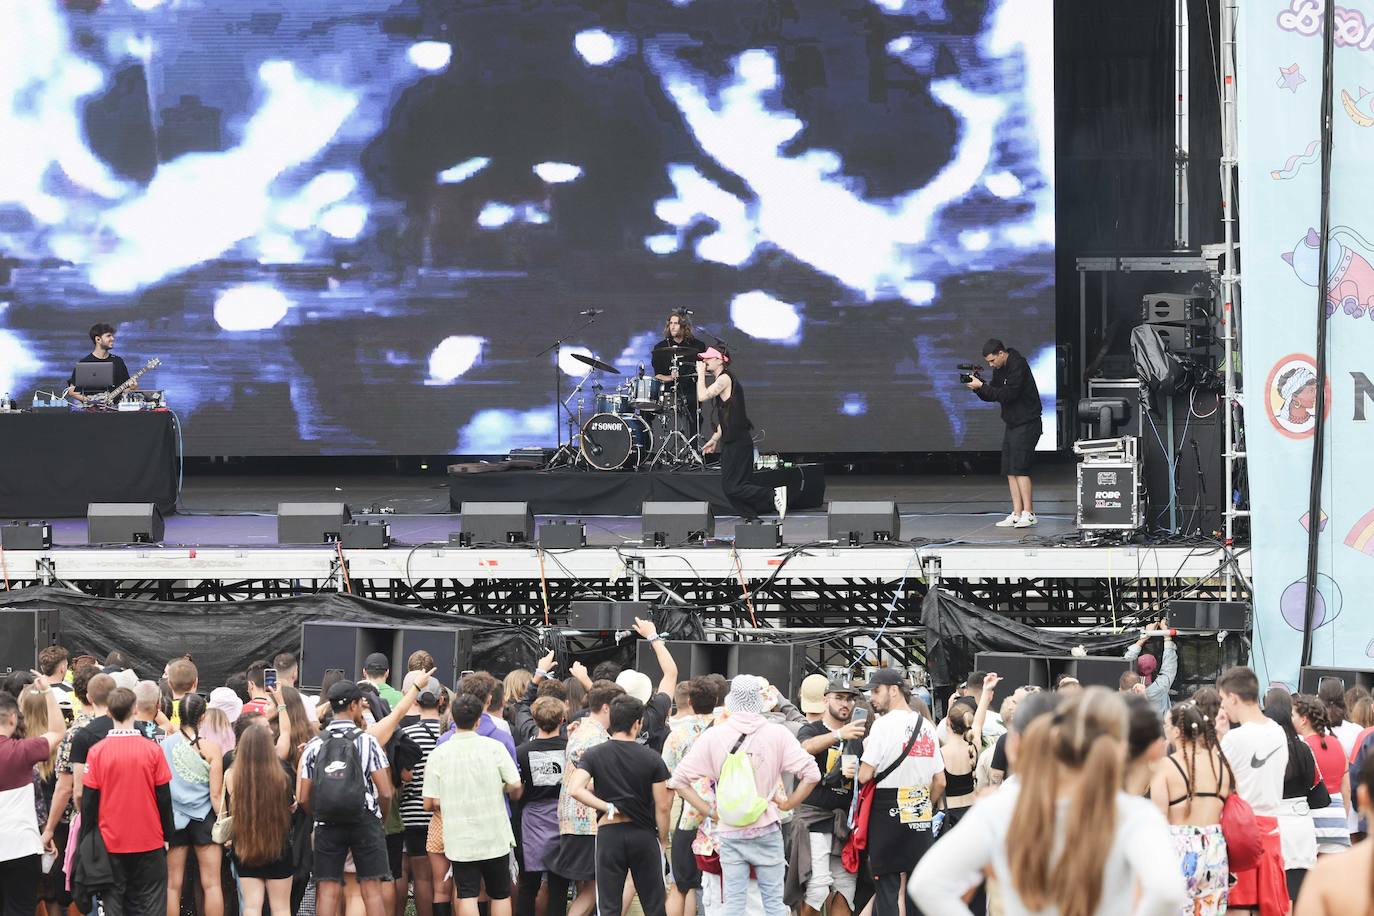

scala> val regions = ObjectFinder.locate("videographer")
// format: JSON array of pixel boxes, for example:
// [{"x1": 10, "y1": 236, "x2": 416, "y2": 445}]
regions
[{"x1": 964, "y1": 338, "x2": 1041, "y2": 528}]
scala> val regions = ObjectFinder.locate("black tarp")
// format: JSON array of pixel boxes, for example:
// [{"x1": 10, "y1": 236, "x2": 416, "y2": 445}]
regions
[
  {"x1": 921, "y1": 587, "x2": 1139, "y2": 691},
  {"x1": 0, "y1": 586, "x2": 542, "y2": 686}
]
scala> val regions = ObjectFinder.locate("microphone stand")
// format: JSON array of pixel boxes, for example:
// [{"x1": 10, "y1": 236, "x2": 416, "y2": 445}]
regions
[{"x1": 533, "y1": 313, "x2": 601, "y2": 465}]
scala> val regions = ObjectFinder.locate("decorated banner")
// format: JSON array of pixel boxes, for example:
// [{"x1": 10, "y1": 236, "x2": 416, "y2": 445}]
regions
[{"x1": 1237, "y1": 2, "x2": 1374, "y2": 687}]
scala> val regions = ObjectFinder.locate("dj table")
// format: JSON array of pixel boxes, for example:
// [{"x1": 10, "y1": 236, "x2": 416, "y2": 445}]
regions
[{"x1": 0, "y1": 411, "x2": 178, "y2": 518}]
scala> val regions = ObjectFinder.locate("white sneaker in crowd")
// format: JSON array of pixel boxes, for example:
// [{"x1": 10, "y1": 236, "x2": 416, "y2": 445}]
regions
[
  {"x1": 994, "y1": 513, "x2": 1021, "y2": 528},
  {"x1": 773, "y1": 486, "x2": 788, "y2": 520},
  {"x1": 1014, "y1": 512, "x2": 1038, "y2": 528}
]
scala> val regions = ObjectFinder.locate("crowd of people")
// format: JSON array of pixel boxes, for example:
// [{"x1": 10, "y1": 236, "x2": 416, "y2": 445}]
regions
[{"x1": 3, "y1": 622, "x2": 1374, "y2": 916}]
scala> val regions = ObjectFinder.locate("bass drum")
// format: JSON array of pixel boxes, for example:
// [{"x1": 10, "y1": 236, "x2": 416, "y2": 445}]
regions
[{"x1": 581, "y1": 413, "x2": 653, "y2": 470}]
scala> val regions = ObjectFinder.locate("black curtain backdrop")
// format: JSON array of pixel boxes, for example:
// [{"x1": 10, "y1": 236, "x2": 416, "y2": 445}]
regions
[{"x1": 1055, "y1": 0, "x2": 1223, "y2": 389}]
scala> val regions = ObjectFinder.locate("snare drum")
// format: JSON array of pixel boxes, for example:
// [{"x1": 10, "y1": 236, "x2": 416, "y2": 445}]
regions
[
  {"x1": 629, "y1": 377, "x2": 662, "y2": 411},
  {"x1": 594, "y1": 392, "x2": 632, "y2": 415}
]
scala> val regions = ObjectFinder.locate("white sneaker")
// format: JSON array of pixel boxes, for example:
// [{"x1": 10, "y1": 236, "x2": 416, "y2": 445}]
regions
[
  {"x1": 994, "y1": 513, "x2": 1021, "y2": 527},
  {"x1": 1014, "y1": 512, "x2": 1038, "y2": 528},
  {"x1": 773, "y1": 486, "x2": 788, "y2": 520}
]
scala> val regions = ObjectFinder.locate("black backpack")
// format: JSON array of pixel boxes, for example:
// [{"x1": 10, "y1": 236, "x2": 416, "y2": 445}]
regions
[{"x1": 312, "y1": 727, "x2": 368, "y2": 825}]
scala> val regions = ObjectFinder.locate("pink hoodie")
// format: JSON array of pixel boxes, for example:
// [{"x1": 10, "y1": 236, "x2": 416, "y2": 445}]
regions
[{"x1": 668, "y1": 711, "x2": 821, "y2": 835}]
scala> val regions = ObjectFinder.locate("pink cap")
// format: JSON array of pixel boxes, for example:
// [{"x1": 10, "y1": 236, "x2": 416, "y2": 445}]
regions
[{"x1": 697, "y1": 346, "x2": 729, "y2": 362}]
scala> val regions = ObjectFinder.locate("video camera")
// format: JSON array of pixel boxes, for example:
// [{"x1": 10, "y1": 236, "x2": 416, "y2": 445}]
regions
[{"x1": 958, "y1": 364, "x2": 982, "y2": 384}]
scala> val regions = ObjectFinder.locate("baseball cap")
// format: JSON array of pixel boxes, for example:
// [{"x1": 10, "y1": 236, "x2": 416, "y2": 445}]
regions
[
  {"x1": 616, "y1": 670, "x2": 653, "y2": 704},
  {"x1": 402, "y1": 670, "x2": 444, "y2": 705},
  {"x1": 825, "y1": 672, "x2": 860, "y2": 696},
  {"x1": 328, "y1": 680, "x2": 363, "y2": 711},
  {"x1": 798, "y1": 674, "x2": 827, "y2": 714},
  {"x1": 697, "y1": 346, "x2": 729, "y2": 362},
  {"x1": 363, "y1": 652, "x2": 390, "y2": 674},
  {"x1": 865, "y1": 668, "x2": 905, "y2": 690}
]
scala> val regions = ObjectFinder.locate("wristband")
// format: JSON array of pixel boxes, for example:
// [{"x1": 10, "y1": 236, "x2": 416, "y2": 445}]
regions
[
  {"x1": 605, "y1": 802, "x2": 619, "y2": 820},
  {"x1": 646, "y1": 634, "x2": 661, "y2": 643},
  {"x1": 533, "y1": 669, "x2": 547, "y2": 681},
  {"x1": 277, "y1": 705, "x2": 288, "y2": 711}
]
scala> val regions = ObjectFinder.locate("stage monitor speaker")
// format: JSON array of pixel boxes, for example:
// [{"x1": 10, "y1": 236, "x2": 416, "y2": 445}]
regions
[
  {"x1": 341, "y1": 522, "x2": 390, "y2": 549},
  {"x1": 567, "y1": 601, "x2": 652, "y2": 633},
  {"x1": 1298, "y1": 665, "x2": 1374, "y2": 695},
  {"x1": 538, "y1": 521, "x2": 586, "y2": 549},
  {"x1": 88, "y1": 503, "x2": 164, "y2": 544},
  {"x1": 635, "y1": 638, "x2": 700, "y2": 687},
  {"x1": 0, "y1": 609, "x2": 61, "y2": 674},
  {"x1": 642, "y1": 502, "x2": 714, "y2": 546},
  {"x1": 827, "y1": 501, "x2": 900, "y2": 544},
  {"x1": 731, "y1": 642, "x2": 805, "y2": 695},
  {"x1": 1056, "y1": 656, "x2": 1133, "y2": 690},
  {"x1": 460, "y1": 502, "x2": 534, "y2": 545},
  {"x1": 734, "y1": 520, "x2": 782, "y2": 549},
  {"x1": 300, "y1": 621, "x2": 473, "y2": 690},
  {"x1": 973, "y1": 652, "x2": 1048, "y2": 706},
  {"x1": 0, "y1": 522, "x2": 51, "y2": 549},
  {"x1": 1169, "y1": 600, "x2": 1249, "y2": 631},
  {"x1": 278, "y1": 503, "x2": 352, "y2": 544},
  {"x1": 691, "y1": 642, "x2": 735, "y2": 682}
]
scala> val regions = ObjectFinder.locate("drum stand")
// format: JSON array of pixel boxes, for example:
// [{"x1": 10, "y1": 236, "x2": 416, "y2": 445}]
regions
[
  {"x1": 548, "y1": 375, "x2": 599, "y2": 469},
  {"x1": 648, "y1": 358, "x2": 705, "y2": 470}
]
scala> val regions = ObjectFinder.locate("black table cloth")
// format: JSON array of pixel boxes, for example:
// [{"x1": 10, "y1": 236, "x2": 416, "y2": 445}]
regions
[{"x1": 0, "y1": 411, "x2": 178, "y2": 518}]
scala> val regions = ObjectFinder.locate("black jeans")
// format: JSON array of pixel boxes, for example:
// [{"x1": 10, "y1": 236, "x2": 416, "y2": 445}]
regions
[
  {"x1": 515, "y1": 869, "x2": 546, "y2": 916},
  {"x1": 103, "y1": 848, "x2": 169, "y2": 916},
  {"x1": 595, "y1": 824, "x2": 666, "y2": 916},
  {"x1": 0, "y1": 853, "x2": 40, "y2": 916},
  {"x1": 718, "y1": 437, "x2": 773, "y2": 519}
]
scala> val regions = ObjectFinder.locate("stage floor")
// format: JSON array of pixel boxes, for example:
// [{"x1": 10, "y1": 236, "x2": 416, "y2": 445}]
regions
[{"x1": 6, "y1": 467, "x2": 1082, "y2": 547}]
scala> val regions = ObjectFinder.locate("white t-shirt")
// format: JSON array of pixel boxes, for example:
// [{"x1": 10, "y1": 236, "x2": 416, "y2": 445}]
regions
[
  {"x1": 910, "y1": 783, "x2": 1187, "y2": 916},
  {"x1": 1221, "y1": 717, "x2": 1288, "y2": 817},
  {"x1": 861, "y1": 708, "x2": 941, "y2": 790},
  {"x1": 1332, "y1": 719, "x2": 1362, "y2": 757}
]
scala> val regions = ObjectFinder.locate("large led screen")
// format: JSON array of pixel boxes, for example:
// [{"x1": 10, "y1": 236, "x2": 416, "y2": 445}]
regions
[{"x1": 0, "y1": 0, "x2": 1055, "y2": 456}]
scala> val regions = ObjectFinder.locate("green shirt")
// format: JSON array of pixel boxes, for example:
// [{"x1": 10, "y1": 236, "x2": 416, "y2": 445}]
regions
[
  {"x1": 375, "y1": 682, "x2": 404, "y2": 709},
  {"x1": 422, "y1": 731, "x2": 519, "y2": 862}
]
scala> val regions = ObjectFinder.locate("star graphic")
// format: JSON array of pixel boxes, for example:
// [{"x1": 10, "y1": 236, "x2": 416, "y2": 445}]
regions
[{"x1": 1278, "y1": 63, "x2": 1306, "y2": 93}]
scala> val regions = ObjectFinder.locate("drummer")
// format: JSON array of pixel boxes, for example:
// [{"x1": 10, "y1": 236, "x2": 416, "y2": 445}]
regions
[{"x1": 651, "y1": 309, "x2": 707, "y2": 407}]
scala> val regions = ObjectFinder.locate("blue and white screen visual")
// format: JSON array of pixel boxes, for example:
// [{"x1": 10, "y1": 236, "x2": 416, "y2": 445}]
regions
[{"x1": 0, "y1": 0, "x2": 1055, "y2": 456}]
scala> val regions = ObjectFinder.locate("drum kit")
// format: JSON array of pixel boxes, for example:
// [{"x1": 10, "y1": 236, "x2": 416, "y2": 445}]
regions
[{"x1": 549, "y1": 346, "x2": 706, "y2": 471}]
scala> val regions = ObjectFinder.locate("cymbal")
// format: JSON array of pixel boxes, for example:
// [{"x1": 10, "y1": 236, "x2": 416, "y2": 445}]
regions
[
  {"x1": 656, "y1": 344, "x2": 702, "y2": 356},
  {"x1": 570, "y1": 352, "x2": 620, "y2": 374}
]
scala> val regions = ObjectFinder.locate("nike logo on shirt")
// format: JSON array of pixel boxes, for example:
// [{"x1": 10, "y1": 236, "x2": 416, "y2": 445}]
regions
[{"x1": 1249, "y1": 746, "x2": 1282, "y2": 769}]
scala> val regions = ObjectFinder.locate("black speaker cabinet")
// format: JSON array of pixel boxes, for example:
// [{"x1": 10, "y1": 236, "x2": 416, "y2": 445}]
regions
[
  {"x1": 340, "y1": 522, "x2": 390, "y2": 549},
  {"x1": 637, "y1": 640, "x2": 802, "y2": 695},
  {"x1": 87, "y1": 503, "x2": 164, "y2": 544},
  {"x1": 734, "y1": 520, "x2": 782, "y2": 549},
  {"x1": 300, "y1": 621, "x2": 473, "y2": 690},
  {"x1": 642, "y1": 502, "x2": 714, "y2": 546},
  {"x1": 827, "y1": 501, "x2": 900, "y2": 544},
  {"x1": 1056, "y1": 656, "x2": 1133, "y2": 690},
  {"x1": 634, "y1": 639, "x2": 699, "y2": 688},
  {"x1": 538, "y1": 521, "x2": 586, "y2": 549},
  {"x1": 973, "y1": 652, "x2": 1048, "y2": 706},
  {"x1": 732, "y1": 642, "x2": 805, "y2": 696},
  {"x1": 0, "y1": 609, "x2": 61, "y2": 674},
  {"x1": 278, "y1": 503, "x2": 352, "y2": 544},
  {"x1": 567, "y1": 601, "x2": 652, "y2": 633},
  {"x1": 460, "y1": 502, "x2": 534, "y2": 546},
  {"x1": 1298, "y1": 665, "x2": 1374, "y2": 695},
  {"x1": 1169, "y1": 600, "x2": 1249, "y2": 631},
  {"x1": 0, "y1": 522, "x2": 50, "y2": 549}
]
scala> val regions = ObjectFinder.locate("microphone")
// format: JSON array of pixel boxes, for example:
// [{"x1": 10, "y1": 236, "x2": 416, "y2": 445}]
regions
[{"x1": 580, "y1": 308, "x2": 603, "y2": 317}]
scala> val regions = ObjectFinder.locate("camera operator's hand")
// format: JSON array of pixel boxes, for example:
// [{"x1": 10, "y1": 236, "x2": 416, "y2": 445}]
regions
[{"x1": 965, "y1": 375, "x2": 983, "y2": 390}]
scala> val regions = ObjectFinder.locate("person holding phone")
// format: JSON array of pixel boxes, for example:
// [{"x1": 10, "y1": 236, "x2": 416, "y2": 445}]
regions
[
  {"x1": 242, "y1": 660, "x2": 277, "y2": 718},
  {"x1": 795, "y1": 673, "x2": 864, "y2": 916}
]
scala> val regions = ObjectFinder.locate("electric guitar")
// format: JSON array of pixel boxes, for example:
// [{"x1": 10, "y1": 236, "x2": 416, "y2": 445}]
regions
[{"x1": 84, "y1": 357, "x2": 161, "y2": 407}]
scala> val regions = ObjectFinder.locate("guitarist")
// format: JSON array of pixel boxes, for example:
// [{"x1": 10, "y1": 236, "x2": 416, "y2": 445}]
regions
[{"x1": 66, "y1": 323, "x2": 135, "y2": 402}]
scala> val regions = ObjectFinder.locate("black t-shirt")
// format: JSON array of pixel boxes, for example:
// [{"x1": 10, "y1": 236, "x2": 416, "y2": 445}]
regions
[
  {"x1": 638, "y1": 693, "x2": 672, "y2": 753},
  {"x1": 651, "y1": 337, "x2": 706, "y2": 399},
  {"x1": 796, "y1": 721, "x2": 855, "y2": 822},
  {"x1": 990, "y1": 732, "x2": 1009, "y2": 774},
  {"x1": 714, "y1": 372, "x2": 753, "y2": 443},
  {"x1": 68, "y1": 353, "x2": 131, "y2": 393},
  {"x1": 69, "y1": 715, "x2": 116, "y2": 765},
  {"x1": 516, "y1": 736, "x2": 569, "y2": 804},
  {"x1": 578, "y1": 738, "x2": 671, "y2": 833}
]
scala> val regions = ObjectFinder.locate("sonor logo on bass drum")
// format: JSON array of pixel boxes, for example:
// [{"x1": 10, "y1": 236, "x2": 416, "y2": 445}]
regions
[{"x1": 591, "y1": 422, "x2": 622, "y2": 431}]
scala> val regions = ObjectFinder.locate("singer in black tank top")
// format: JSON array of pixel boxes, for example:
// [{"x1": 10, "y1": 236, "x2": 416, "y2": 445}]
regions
[{"x1": 697, "y1": 353, "x2": 776, "y2": 520}]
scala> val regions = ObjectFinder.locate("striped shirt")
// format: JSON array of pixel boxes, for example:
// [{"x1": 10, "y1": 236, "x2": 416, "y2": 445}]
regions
[
  {"x1": 399, "y1": 719, "x2": 442, "y2": 829},
  {"x1": 299, "y1": 719, "x2": 389, "y2": 821}
]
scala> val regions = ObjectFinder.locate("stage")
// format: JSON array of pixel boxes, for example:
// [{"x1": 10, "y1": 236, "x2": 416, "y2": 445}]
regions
[{"x1": 0, "y1": 466, "x2": 1251, "y2": 631}]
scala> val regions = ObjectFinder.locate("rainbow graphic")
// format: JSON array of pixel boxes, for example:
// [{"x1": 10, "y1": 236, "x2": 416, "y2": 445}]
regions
[{"x1": 1344, "y1": 508, "x2": 1374, "y2": 556}]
